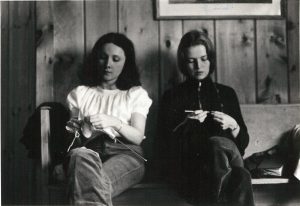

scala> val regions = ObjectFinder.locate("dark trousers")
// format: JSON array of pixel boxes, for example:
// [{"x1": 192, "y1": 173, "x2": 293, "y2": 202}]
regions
[{"x1": 183, "y1": 136, "x2": 254, "y2": 206}]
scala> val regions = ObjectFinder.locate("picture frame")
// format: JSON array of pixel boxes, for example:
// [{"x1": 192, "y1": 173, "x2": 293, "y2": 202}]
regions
[{"x1": 156, "y1": 0, "x2": 285, "y2": 19}]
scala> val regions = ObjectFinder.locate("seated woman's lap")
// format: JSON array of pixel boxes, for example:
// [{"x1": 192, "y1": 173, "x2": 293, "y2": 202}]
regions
[{"x1": 67, "y1": 147, "x2": 145, "y2": 198}]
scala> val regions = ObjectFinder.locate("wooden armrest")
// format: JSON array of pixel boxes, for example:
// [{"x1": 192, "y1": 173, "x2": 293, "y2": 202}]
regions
[{"x1": 40, "y1": 106, "x2": 51, "y2": 185}]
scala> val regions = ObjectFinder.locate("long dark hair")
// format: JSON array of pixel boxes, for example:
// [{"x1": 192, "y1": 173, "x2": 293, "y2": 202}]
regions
[
  {"x1": 177, "y1": 30, "x2": 216, "y2": 77},
  {"x1": 80, "y1": 33, "x2": 141, "y2": 90}
]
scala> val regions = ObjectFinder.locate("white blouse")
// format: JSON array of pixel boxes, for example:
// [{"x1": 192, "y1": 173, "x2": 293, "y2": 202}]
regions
[{"x1": 67, "y1": 85, "x2": 152, "y2": 138}]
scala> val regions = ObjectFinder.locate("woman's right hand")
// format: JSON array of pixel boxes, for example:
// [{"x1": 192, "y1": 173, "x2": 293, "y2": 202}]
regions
[
  {"x1": 66, "y1": 117, "x2": 82, "y2": 133},
  {"x1": 187, "y1": 110, "x2": 209, "y2": 123}
]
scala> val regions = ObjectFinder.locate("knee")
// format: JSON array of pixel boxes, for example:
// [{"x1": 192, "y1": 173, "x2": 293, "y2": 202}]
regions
[
  {"x1": 209, "y1": 136, "x2": 223, "y2": 148},
  {"x1": 209, "y1": 136, "x2": 238, "y2": 153},
  {"x1": 68, "y1": 147, "x2": 100, "y2": 161},
  {"x1": 208, "y1": 136, "x2": 244, "y2": 167},
  {"x1": 209, "y1": 136, "x2": 232, "y2": 148},
  {"x1": 69, "y1": 147, "x2": 88, "y2": 157},
  {"x1": 66, "y1": 147, "x2": 103, "y2": 174}
]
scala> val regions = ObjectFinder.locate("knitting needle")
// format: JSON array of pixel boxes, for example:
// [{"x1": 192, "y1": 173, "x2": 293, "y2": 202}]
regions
[{"x1": 115, "y1": 138, "x2": 148, "y2": 162}]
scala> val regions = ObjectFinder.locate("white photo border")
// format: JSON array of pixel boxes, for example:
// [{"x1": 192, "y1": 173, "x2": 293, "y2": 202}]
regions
[{"x1": 156, "y1": 0, "x2": 285, "y2": 19}]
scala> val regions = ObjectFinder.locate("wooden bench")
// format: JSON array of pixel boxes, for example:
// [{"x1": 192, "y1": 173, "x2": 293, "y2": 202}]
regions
[
  {"x1": 242, "y1": 104, "x2": 300, "y2": 185},
  {"x1": 37, "y1": 104, "x2": 300, "y2": 205}
]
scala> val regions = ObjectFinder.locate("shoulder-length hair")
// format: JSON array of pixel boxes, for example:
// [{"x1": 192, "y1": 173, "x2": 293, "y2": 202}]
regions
[
  {"x1": 177, "y1": 30, "x2": 216, "y2": 77},
  {"x1": 80, "y1": 32, "x2": 141, "y2": 90}
]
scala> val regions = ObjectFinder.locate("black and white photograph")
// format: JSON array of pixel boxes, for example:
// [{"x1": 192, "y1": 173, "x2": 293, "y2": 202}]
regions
[{"x1": 1, "y1": 0, "x2": 300, "y2": 205}]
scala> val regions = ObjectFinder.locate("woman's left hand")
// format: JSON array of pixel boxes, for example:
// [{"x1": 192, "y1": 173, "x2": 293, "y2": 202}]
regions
[
  {"x1": 210, "y1": 111, "x2": 238, "y2": 131},
  {"x1": 89, "y1": 114, "x2": 120, "y2": 130}
]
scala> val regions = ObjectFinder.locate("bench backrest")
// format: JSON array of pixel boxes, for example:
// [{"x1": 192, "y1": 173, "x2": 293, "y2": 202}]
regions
[{"x1": 241, "y1": 104, "x2": 300, "y2": 158}]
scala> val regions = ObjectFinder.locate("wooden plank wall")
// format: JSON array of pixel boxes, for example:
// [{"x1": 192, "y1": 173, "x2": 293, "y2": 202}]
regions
[
  {"x1": 1, "y1": 0, "x2": 299, "y2": 204},
  {"x1": 216, "y1": 20, "x2": 256, "y2": 103},
  {"x1": 257, "y1": 20, "x2": 288, "y2": 103},
  {"x1": 288, "y1": 0, "x2": 300, "y2": 103},
  {"x1": 1, "y1": 1, "x2": 36, "y2": 204},
  {"x1": 34, "y1": 1, "x2": 300, "y2": 105},
  {"x1": 34, "y1": 0, "x2": 299, "y2": 105}
]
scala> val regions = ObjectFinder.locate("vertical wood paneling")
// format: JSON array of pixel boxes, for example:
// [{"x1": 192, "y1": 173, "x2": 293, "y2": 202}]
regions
[
  {"x1": 1, "y1": 1, "x2": 9, "y2": 204},
  {"x1": 0, "y1": 0, "x2": 1, "y2": 123},
  {"x1": 2, "y1": 1, "x2": 36, "y2": 204},
  {"x1": 18, "y1": 2, "x2": 36, "y2": 202},
  {"x1": 36, "y1": 1, "x2": 54, "y2": 105},
  {"x1": 118, "y1": 0, "x2": 159, "y2": 160},
  {"x1": 287, "y1": 0, "x2": 300, "y2": 103},
  {"x1": 52, "y1": 1, "x2": 85, "y2": 105},
  {"x1": 1, "y1": 1, "x2": 9, "y2": 151},
  {"x1": 159, "y1": 21, "x2": 182, "y2": 94},
  {"x1": 85, "y1": 0, "x2": 117, "y2": 52},
  {"x1": 256, "y1": 20, "x2": 288, "y2": 104},
  {"x1": 183, "y1": 20, "x2": 216, "y2": 80},
  {"x1": 118, "y1": 0, "x2": 159, "y2": 101},
  {"x1": 183, "y1": 20, "x2": 215, "y2": 43},
  {"x1": 216, "y1": 20, "x2": 256, "y2": 104}
]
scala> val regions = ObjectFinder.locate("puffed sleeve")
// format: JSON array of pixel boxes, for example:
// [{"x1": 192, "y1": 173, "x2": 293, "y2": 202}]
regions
[
  {"x1": 66, "y1": 86, "x2": 88, "y2": 118},
  {"x1": 67, "y1": 88, "x2": 78, "y2": 111},
  {"x1": 128, "y1": 86, "x2": 152, "y2": 117}
]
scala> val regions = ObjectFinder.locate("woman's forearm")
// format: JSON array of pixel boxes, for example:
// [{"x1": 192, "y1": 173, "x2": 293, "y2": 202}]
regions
[
  {"x1": 88, "y1": 112, "x2": 146, "y2": 145},
  {"x1": 114, "y1": 122, "x2": 144, "y2": 145},
  {"x1": 113, "y1": 113, "x2": 146, "y2": 145}
]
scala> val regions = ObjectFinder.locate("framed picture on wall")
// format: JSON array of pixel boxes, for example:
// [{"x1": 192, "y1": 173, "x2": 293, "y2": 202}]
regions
[{"x1": 156, "y1": 0, "x2": 285, "y2": 19}]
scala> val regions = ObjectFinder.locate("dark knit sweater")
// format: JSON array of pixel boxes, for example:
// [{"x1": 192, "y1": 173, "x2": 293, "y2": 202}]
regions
[{"x1": 158, "y1": 78, "x2": 249, "y2": 157}]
